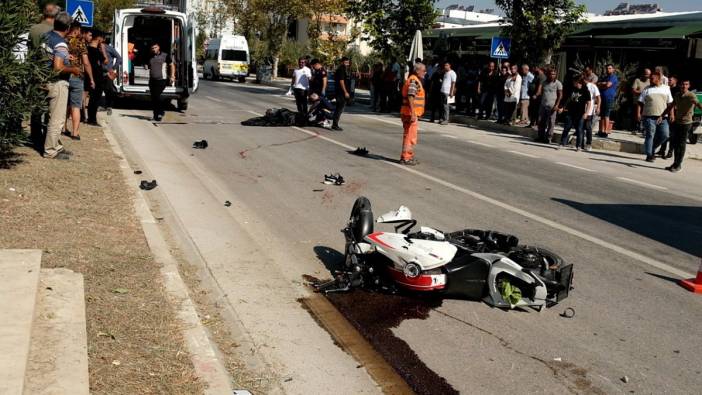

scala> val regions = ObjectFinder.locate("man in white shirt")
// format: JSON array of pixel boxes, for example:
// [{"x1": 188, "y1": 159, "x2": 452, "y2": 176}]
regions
[
  {"x1": 439, "y1": 61, "x2": 457, "y2": 125},
  {"x1": 584, "y1": 79, "x2": 601, "y2": 151},
  {"x1": 291, "y1": 57, "x2": 311, "y2": 114},
  {"x1": 502, "y1": 64, "x2": 522, "y2": 125},
  {"x1": 637, "y1": 71, "x2": 674, "y2": 162}
]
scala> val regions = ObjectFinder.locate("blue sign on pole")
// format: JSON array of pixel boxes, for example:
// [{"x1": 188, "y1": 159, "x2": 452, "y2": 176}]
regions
[
  {"x1": 66, "y1": 0, "x2": 94, "y2": 27},
  {"x1": 490, "y1": 37, "x2": 511, "y2": 59}
]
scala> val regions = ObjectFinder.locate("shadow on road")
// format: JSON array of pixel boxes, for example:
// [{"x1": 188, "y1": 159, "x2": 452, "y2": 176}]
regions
[
  {"x1": 313, "y1": 245, "x2": 345, "y2": 274},
  {"x1": 552, "y1": 198, "x2": 702, "y2": 256},
  {"x1": 645, "y1": 271, "x2": 681, "y2": 284},
  {"x1": 589, "y1": 157, "x2": 661, "y2": 170},
  {"x1": 346, "y1": 150, "x2": 400, "y2": 164},
  {"x1": 0, "y1": 150, "x2": 26, "y2": 169}
]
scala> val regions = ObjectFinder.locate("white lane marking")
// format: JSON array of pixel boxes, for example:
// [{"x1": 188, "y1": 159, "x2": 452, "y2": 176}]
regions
[
  {"x1": 508, "y1": 150, "x2": 539, "y2": 158},
  {"x1": 441, "y1": 134, "x2": 458, "y2": 139},
  {"x1": 289, "y1": 125, "x2": 694, "y2": 279},
  {"x1": 468, "y1": 140, "x2": 495, "y2": 148},
  {"x1": 556, "y1": 162, "x2": 597, "y2": 173},
  {"x1": 357, "y1": 114, "x2": 401, "y2": 126},
  {"x1": 291, "y1": 126, "x2": 355, "y2": 150},
  {"x1": 205, "y1": 95, "x2": 223, "y2": 103},
  {"x1": 617, "y1": 177, "x2": 668, "y2": 191}
]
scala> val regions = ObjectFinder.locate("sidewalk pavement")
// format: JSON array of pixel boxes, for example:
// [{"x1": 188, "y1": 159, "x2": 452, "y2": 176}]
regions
[{"x1": 258, "y1": 77, "x2": 702, "y2": 161}]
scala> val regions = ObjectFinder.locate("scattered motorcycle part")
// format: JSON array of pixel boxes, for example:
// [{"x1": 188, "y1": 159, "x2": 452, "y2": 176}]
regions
[
  {"x1": 559, "y1": 307, "x2": 576, "y2": 318},
  {"x1": 323, "y1": 173, "x2": 346, "y2": 186},
  {"x1": 353, "y1": 147, "x2": 368, "y2": 156},
  {"x1": 224, "y1": 200, "x2": 232, "y2": 207},
  {"x1": 139, "y1": 180, "x2": 158, "y2": 191},
  {"x1": 192, "y1": 139, "x2": 208, "y2": 149},
  {"x1": 312, "y1": 189, "x2": 324, "y2": 192},
  {"x1": 133, "y1": 170, "x2": 142, "y2": 175}
]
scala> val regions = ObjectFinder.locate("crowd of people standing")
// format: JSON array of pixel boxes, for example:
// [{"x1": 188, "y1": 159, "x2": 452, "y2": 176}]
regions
[
  {"x1": 28, "y1": 3, "x2": 120, "y2": 160},
  {"x1": 365, "y1": 56, "x2": 700, "y2": 172}
]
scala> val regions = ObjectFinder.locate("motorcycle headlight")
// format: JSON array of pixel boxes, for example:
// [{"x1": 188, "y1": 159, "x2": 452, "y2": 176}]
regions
[{"x1": 403, "y1": 262, "x2": 421, "y2": 278}]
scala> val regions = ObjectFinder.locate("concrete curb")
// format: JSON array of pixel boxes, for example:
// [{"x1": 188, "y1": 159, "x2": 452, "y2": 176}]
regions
[
  {"x1": 25, "y1": 268, "x2": 89, "y2": 395},
  {"x1": 449, "y1": 114, "x2": 649, "y2": 154},
  {"x1": 0, "y1": 249, "x2": 42, "y2": 395},
  {"x1": 101, "y1": 119, "x2": 234, "y2": 394}
]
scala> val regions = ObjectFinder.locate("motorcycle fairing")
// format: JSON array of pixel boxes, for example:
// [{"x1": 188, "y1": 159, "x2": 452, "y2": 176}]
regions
[
  {"x1": 364, "y1": 231, "x2": 458, "y2": 271},
  {"x1": 478, "y1": 253, "x2": 549, "y2": 309}
]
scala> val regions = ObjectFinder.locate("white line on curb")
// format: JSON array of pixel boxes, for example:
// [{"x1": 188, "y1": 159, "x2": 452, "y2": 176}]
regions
[
  {"x1": 616, "y1": 177, "x2": 668, "y2": 190},
  {"x1": 556, "y1": 162, "x2": 597, "y2": 172},
  {"x1": 508, "y1": 150, "x2": 540, "y2": 158},
  {"x1": 289, "y1": 125, "x2": 694, "y2": 279}
]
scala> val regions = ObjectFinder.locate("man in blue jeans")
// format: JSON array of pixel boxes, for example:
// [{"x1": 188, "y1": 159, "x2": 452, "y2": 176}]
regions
[
  {"x1": 636, "y1": 71, "x2": 674, "y2": 162},
  {"x1": 597, "y1": 64, "x2": 618, "y2": 137}
]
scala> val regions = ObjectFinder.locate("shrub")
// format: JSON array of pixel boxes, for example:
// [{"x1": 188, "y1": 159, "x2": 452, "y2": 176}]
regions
[{"x1": 0, "y1": 0, "x2": 52, "y2": 151}]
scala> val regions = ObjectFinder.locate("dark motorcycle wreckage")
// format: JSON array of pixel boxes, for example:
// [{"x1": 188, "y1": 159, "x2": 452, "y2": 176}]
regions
[{"x1": 314, "y1": 197, "x2": 574, "y2": 311}]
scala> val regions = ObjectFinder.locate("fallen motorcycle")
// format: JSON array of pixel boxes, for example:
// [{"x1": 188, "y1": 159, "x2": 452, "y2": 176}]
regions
[{"x1": 314, "y1": 197, "x2": 574, "y2": 311}]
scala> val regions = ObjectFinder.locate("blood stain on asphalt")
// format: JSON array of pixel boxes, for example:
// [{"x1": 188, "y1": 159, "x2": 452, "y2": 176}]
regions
[{"x1": 327, "y1": 291, "x2": 459, "y2": 395}]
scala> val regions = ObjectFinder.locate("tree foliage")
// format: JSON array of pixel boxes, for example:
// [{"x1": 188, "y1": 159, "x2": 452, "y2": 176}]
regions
[
  {"x1": 306, "y1": 0, "x2": 350, "y2": 65},
  {"x1": 495, "y1": 0, "x2": 585, "y2": 65},
  {"x1": 94, "y1": 0, "x2": 135, "y2": 32},
  {"x1": 1, "y1": 0, "x2": 51, "y2": 151},
  {"x1": 346, "y1": 0, "x2": 438, "y2": 59},
  {"x1": 224, "y1": 0, "x2": 310, "y2": 76}
]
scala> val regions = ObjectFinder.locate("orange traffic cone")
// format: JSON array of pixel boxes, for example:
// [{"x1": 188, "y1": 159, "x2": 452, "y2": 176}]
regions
[{"x1": 680, "y1": 259, "x2": 702, "y2": 294}]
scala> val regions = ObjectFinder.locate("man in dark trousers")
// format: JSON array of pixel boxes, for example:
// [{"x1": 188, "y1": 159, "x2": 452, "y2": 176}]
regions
[
  {"x1": 332, "y1": 57, "x2": 351, "y2": 131},
  {"x1": 86, "y1": 30, "x2": 106, "y2": 126},
  {"x1": 148, "y1": 42, "x2": 175, "y2": 121}
]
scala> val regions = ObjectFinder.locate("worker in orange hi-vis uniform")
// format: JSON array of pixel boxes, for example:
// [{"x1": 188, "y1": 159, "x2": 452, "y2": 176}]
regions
[{"x1": 400, "y1": 62, "x2": 427, "y2": 165}]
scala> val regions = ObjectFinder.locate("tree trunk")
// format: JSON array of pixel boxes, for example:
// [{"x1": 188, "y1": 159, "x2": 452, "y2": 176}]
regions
[
  {"x1": 273, "y1": 56, "x2": 279, "y2": 79},
  {"x1": 538, "y1": 49, "x2": 553, "y2": 67}
]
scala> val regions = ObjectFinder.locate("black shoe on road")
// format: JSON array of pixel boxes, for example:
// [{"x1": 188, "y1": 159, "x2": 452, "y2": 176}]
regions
[
  {"x1": 645, "y1": 155, "x2": 655, "y2": 162},
  {"x1": 331, "y1": 125, "x2": 343, "y2": 131}
]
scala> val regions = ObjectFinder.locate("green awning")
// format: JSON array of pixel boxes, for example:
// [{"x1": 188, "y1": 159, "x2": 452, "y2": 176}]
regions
[{"x1": 587, "y1": 24, "x2": 702, "y2": 39}]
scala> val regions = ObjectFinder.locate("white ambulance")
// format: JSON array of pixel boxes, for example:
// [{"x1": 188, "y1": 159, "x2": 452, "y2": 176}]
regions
[
  {"x1": 112, "y1": 4, "x2": 198, "y2": 111},
  {"x1": 203, "y1": 35, "x2": 250, "y2": 82}
]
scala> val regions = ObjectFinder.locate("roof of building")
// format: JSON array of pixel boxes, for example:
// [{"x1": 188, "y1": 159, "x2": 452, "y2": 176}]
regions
[{"x1": 425, "y1": 11, "x2": 702, "y2": 39}]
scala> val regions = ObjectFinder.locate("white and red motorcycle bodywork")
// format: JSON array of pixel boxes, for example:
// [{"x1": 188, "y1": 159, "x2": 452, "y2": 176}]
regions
[{"x1": 316, "y1": 197, "x2": 574, "y2": 310}]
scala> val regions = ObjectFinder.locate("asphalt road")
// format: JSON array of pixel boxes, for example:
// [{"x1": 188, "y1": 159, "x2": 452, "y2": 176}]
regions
[{"x1": 111, "y1": 79, "x2": 702, "y2": 394}]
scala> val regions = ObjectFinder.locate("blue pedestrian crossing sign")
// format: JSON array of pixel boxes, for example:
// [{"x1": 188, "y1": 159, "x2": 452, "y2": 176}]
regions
[
  {"x1": 490, "y1": 37, "x2": 511, "y2": 59},
  {"x1": 67, "y1": 0, "x2": 94, "y2": 27}
]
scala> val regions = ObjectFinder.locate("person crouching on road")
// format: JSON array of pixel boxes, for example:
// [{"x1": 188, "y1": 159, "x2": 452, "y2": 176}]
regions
[
  {"x1": 399, "y1": 63, "x2": 427, "y2": 166},
  {"x1": 307, "y1": 93, "x2": 335, "y2": 128},
  {"x1": 148, "y1": 42, "x2": 175, "y2": 122}
]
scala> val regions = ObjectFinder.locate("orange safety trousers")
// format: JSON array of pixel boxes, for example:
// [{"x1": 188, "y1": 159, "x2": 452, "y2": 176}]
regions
[{"x1": 401, "y1": 115, "x2": 418, "y2": 161}]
